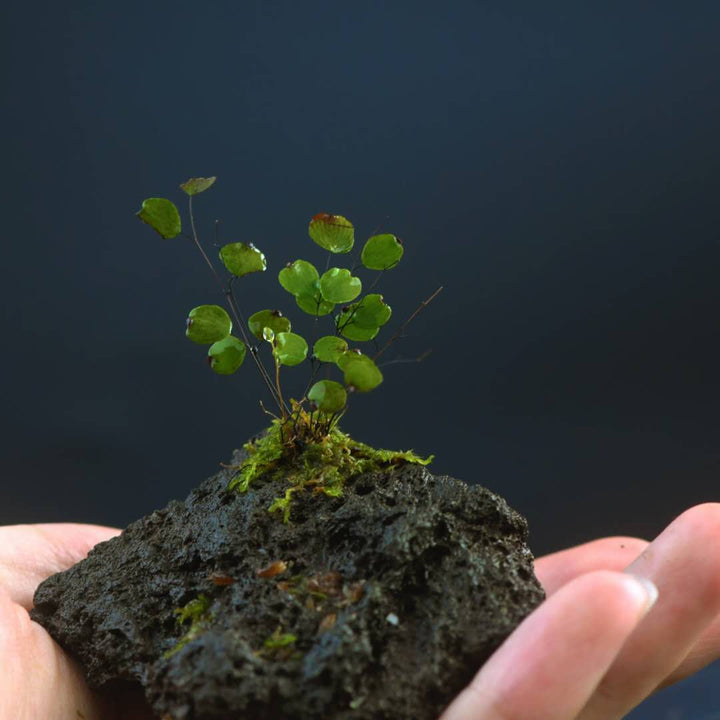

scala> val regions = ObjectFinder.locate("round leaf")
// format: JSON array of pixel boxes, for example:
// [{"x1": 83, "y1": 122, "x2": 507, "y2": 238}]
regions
[
  {"x1": 336, "y1": 349, "x2": 362, "y2": 371},
  {"x1": 248, "y1": 309, "x2": 291, "y2": 341},
  {"x1": 319, "y1": 268, "x2": 362, "y2": 303},
  {"x1": 361, "y1": 233, "x2": 404, "y2": 270},
  {"x1": 313, "y1": 336, "x2": 348, "y2": 363},
  {"x1": 137, "y1": 198, "x2": 181, "y2": 239},
  {"x1": 185, "y1": 305, "x2": 232, "y2": 344},
  {"x1": 351, "y1": 293, "x2": 392, "y2": 328},
  {"x1": 308, "y1": 213, "x2": 354, "y2": 254},
  {"x1": 308, "y1": 380, "x2": 347, "y2": 414},
  {"x1": 208, "y1": 336, "x2": 246, "y2": 375},
  {"x1": 278, "y1": 259, "x2": 319, "y2": 296},
  {"x1": 296, "y1": 293, "x2": 334, "y2": 317},
  {"x1": 338, "y1": 322, "x2": 379, "y2": 342},
  {"x1": 273, "y1": 332, "x2": 308, "y2": 367},
  {"x1": 339, "y1": 352, "x2": 383, "y2": 392},
  {"x1": 180, "y1": 176, "x2": 217, "y2": 196},
  {"x1": 219, "y1": 242, "x2": 267, "y2": 277}
]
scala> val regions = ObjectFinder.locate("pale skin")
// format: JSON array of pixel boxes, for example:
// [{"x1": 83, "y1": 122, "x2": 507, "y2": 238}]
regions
[{"x1": 2, "y1": 504, "x2": 720, "y2": 720}]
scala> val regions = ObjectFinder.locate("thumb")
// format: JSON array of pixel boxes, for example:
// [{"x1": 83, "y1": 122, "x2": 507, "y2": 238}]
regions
[
  {"x1": 0, "y1": 523, "x2": 121, "y2": 609},
  {"x1": 0, "y1": 586, "x2": 110, "y2": 720}
]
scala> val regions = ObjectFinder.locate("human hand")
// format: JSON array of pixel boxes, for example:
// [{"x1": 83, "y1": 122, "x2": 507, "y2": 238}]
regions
[
  {"x1": 6, "y1": 507, "x2": 720, "y2": 720},
  {"x1": 440, "y1": 502, "x2": 720, "y2": 719},
  {"x1": 0, "y1": 523, "x2": 154, "y2": 720}
]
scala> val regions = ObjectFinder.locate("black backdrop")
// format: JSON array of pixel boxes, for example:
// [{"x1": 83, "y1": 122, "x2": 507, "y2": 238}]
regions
[{"x1": 3, "y1": 2, "x2": 720, "y2": 716}]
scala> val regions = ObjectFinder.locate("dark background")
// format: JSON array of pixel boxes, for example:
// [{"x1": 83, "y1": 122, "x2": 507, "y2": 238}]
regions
[{"x1": 3, "y1": 2, "x2": 720, "y2": 716}]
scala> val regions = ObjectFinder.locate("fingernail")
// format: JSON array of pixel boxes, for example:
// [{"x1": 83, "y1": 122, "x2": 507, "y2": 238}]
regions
[{"x1": 624, "y1": 574, "x2": 659, "y2": 614}]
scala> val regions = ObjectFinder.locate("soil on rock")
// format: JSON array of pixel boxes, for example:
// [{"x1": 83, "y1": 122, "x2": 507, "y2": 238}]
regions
[{"x1": 32, "y1": 450, "x2": 545, "y2": 720}]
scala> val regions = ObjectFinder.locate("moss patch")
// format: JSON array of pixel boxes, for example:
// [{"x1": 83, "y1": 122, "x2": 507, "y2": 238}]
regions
[
  {"x1": 228, "y1": 419, "x2": 433, "y2": 522},
  {"x1": 256, "y1": 626, "x2": 301, "y2": 661},
  {"x1": 163, "y1": 594, "x2": 213, "y2": 659}
]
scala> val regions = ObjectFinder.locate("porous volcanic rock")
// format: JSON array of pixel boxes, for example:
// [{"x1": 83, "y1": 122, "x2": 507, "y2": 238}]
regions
[{"x1": 32, "y1": 450, "x2": 545, "y2": 720}]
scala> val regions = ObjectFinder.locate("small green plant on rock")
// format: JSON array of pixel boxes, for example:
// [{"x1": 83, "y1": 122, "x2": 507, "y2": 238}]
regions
[
  {"x1": 137, "y1": 177, "x2": 440, "y2": 518},
  {"x1": 163, "y1": 594, "x2": 212, "y2": 659}
]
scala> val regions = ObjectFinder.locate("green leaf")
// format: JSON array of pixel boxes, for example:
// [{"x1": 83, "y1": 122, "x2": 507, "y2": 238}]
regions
[
  {"x1": 338, "y1": 322, "x2": 379, "y2": 342},
  {"x1": 335, "y1": 294, "x2": 391, "y2": 340},
  {"x1": 185, "y1": 305, "x2": 232, "y2": 344},
  {"x1": 278, "y1": 259, "x2": 319, "y2": 296},
  {"x1": 308, "y1": 213, "x2": 354, "y2": 254},
  {"x1": 207, "y1": 336, "x2": 246, "y2": 375},
  {"x1": 248, "y1": 309, "x2": 291, "y2": 341},
  {"x1": 336, "y1": 349, "x2": 362, "y2": 370},
  {"x1": 349, "y1": 293, "x2": 393, "y2": 328},
  {"x1": 262, "y1": 327, "x2": 275, "y2": 343},
  {"x1": 319, "y1": 268, "x2": 362, "y2": 303},
  {"x1": 219, "y1": 242, "x2": 267, "y2": 277},
  {"x1": 361, "y1": 233, "x2": 404, "y2": 270},
  {"x1": 136, "y1": 198, "x2": 182, "y2": 239},
  {"x1": 313, "y1": 336, "x2": 348, "y2": 363},
  {"x1": 296, "y1": 293, "x2": 335, "y2": 317},
  {"x1": 273, "y1": 332, "x2": 308, "y2": 367},
  {"x1": 308, "y1": 380, "x2": 347, "y2": 414},
  {"x1": 338, "y1": 352, "x2": 383, "y2": 392},
  {"x1": 180, "y1": 176, "x2": 217, "y2": 196}
]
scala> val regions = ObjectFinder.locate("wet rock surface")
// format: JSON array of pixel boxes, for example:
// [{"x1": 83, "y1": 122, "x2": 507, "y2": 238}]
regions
[{"x1": 32, "y1": 453, "x2": 545, "y2": 720}]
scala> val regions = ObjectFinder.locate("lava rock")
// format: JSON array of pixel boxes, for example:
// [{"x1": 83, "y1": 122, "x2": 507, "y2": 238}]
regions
[{"x1": 32, "y1": 453, "x2": 545, "y2": 720}]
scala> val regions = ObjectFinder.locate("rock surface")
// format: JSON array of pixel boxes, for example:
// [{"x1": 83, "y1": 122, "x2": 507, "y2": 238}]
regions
[{"x1": 32, "y1": 452, "x2": 545, "y2": 720}]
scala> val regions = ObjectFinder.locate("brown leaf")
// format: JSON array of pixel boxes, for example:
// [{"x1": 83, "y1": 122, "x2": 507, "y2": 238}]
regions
[
  {"x1": 318, "y1": 613, "x2": 337, "y2": 632},
  {"x1": 307, "y1": 571, "x2": 343, "y2": 597},
  {"x1": 257, "y1": 560, "x2": 288, "y2": 579},
  {"x1": 342, "y1": 580, "x2": 365, "y2": 605},
  {"x1": 208, "y1": 571, "x2": 236, "y2": 586}
]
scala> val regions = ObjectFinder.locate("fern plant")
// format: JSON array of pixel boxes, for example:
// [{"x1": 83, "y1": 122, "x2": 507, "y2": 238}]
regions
[{"x1": 137, "y1": 176, "x2": 440, "y2": 514}]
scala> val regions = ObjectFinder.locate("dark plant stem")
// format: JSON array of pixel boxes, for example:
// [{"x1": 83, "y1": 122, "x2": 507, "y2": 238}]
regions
[
  {"x1": 187, "y1": 196, "x2": 285, "y2": 413},
  {"x1": 273, "y1": 358, "x2": 287, "y2": 421},
  {"x1": 378, "y1": 349, "x2": 433, "y2": 368},
  {"x1": 373, "y1": 286, "x2": 443, "y2": 362},
  {"x1": 366, "y1": 268, "x2": 386, "y2": 294},
  {"x1": 300, "y1": 357, "x2": 323, "y2": 404},
  {"x1": 335, "y1": 269, "x2": 387, "y2": 336}
]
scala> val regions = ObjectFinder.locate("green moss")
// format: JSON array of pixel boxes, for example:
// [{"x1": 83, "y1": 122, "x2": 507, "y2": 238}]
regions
[
  {"x1": 227, "y1": 419, "x2": 433, "y2": 523},
  {"x1": 255, "y1": 626, "x2": 301, "y2": 661},
  {"x1": 163, "y1": 594, "x2": 213, "y2": 659},
  {"x1": 263, "y1": 626, "x2": 298, "y2": 649},
  {"x1": 228, "y1": 427, "x2": 285, "y2": 492},
  {"x1": 267, "y1": 486, "x2": 300, "y2": 524}
]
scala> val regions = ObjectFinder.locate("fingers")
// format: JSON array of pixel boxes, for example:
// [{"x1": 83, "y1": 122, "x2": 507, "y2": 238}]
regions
[
  {"x1": 0, "y1": 587, "x2": 107, "y2": 720},
  {"x1": 533, "y1": 527, "x2": 720, "y2": 692},
  {"x1": 657, "y1": 612, "x2": 720, "y2": 688},
  {"x1": 577, "y1": 503, "x2": 720, "y2": 720},
  {"x1": 439, "y1": 570, "x2": 657, "y2": 720},
  {"x1": 534, "y1": 536, "x2": 649, "y2": 596},
  {"x1": 0, "y1": 524, "x2": 121, "y2": 609}
]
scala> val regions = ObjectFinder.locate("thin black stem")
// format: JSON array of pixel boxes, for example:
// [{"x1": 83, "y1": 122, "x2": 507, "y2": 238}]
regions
[
  {"x1": 366, "y1": 269, "x2": 385, "y2": 294},
  {"x1": 300, "y1": 357, "x2": 324, "y2": 403},
  {"x1": 335, "y1": 269, "x2": 387, "y2": 336},
  {"x1": 378, "y1": 349, "x2": 433, "y2": 368},
  {"x1": 274, "y1": 357, "x2": 287, "y2": 420},
  {"x1": 372, "y1": 286, "x2": 443, "y2": 362},
  {"x1": 187, "y1": 196, "x2": 285, "y2": 413}
]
